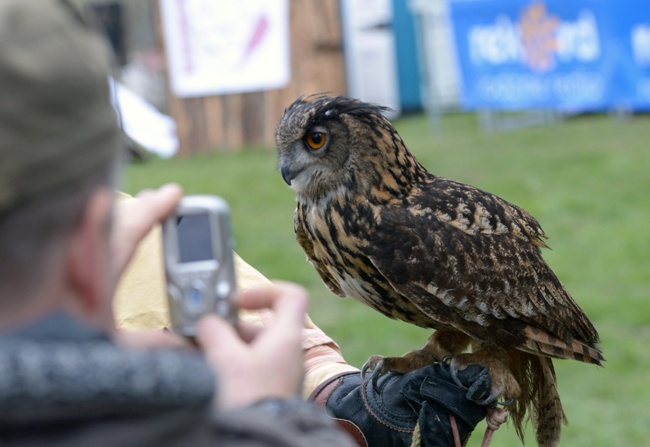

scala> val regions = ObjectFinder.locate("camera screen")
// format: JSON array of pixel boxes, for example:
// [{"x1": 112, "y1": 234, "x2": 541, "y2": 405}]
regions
[{"x1": 177, "y1": 213, "x2": 214, "y2": 263}]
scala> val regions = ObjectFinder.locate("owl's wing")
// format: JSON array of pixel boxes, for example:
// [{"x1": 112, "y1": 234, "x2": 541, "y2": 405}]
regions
[
  {"x1": 294, "y1": 207, "x2": 346, "y2": 297},
  {"x1": 362, "y1": 178, "x2": 600, "y2": 349}
]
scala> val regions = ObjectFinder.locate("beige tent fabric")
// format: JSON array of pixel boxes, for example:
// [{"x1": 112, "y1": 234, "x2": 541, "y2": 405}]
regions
[{"x1": 113, "y1": 192, "x2": 357, "y2": 397}]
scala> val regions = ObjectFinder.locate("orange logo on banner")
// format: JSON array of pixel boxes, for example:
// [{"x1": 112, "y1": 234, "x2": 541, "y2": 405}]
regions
[{"x1": 519, "y1": 2, "x2": 560, "y2": 72}]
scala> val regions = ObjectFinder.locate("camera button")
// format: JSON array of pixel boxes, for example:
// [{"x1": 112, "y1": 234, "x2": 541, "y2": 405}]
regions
[
  {"x1": 186, "y1": 282, "x2": 206, "y2": 314},
  {"x1": 216, "y1": 280, "x2": 231, "y2": 299}
]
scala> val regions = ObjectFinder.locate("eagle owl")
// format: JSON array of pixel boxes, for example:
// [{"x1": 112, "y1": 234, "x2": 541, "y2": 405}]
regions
[{"x1": 276, "y1": 95, "x2": 603, "y2": 447}]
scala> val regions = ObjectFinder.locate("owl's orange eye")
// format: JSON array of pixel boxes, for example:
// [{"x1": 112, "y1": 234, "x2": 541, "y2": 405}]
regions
[{"x1": 305, "y1": 131, "x2": 327, "y2": 150}]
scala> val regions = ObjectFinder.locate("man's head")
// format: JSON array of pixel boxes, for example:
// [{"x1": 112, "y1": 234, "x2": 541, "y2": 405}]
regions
[{"x1": 0, "y1": 0, "x2": 122, "y2": 329}]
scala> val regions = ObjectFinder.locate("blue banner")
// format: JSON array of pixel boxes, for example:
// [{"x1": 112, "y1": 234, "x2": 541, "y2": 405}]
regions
[
  {"x1": 608, "y1": 0, "x2": 650, "y2": 110},
  {"x1": 449, "y1": 0, "x2": 648, "y2": 110}
]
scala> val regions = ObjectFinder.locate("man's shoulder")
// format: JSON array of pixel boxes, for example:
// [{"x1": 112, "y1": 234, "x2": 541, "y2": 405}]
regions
[{"x1": 0, "y1": 334, "x2": 214, "y2": 423}]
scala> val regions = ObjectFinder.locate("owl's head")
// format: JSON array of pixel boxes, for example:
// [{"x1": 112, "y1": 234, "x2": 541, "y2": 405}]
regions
[{"x1": 275, "y1": 94, "x2": 396, "y2": 201}]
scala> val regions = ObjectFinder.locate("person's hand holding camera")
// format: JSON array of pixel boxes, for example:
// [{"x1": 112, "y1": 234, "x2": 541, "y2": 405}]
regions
[
  {"x1": 111, "y1": 183, "x2": 183, "y2": 290},
  {"x1": 197, "y1": 282, "x2": 309, "y2": 410}
]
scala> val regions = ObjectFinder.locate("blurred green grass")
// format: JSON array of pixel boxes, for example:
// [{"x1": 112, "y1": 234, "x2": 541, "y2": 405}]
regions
[{"x1": 124, "y1": 112, "x2": 650, "y2": 447}]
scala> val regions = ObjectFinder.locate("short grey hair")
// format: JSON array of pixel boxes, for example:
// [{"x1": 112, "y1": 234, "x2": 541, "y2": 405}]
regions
[{"x1": 0, "y1": 157, "x2": 120, "y2": 310}]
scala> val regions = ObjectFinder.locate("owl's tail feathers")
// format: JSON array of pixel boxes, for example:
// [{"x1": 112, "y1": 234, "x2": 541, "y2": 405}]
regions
[
  {"x1": 521, "y1": 325, "x2": 605, "y2": 366},
  {"x1": 507, "y1": 353, "x2": 567, "y2": 447},
  {"x1": 533, "y1": 356, "x2": 567, "y2": 447}
]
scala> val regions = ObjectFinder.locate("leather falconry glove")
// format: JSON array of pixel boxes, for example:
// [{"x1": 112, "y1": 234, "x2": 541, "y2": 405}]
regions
[{"x1": 310, "y1": 361, "x2": 492, "y2": 447}]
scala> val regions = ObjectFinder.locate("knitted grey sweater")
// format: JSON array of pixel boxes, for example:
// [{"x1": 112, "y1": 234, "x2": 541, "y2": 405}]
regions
[{"x1": 0, "y1": 313, "x2": 214, "y2": 424}]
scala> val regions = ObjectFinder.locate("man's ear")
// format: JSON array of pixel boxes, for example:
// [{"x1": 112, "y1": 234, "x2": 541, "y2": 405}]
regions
[{"x1": 64, "y1": 187, "x2": 115, "y2": 327}]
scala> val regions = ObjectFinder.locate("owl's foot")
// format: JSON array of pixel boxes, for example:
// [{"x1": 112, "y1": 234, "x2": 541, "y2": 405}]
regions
[
  {"x1": 449, "y1": 351, "x2": 521, "y2": 406},
  {"x1": 361, "y1": 349, "x2": 439, "y2": 386},
  {"x1": 361, "y1": 331, "x2": 465, "y2": 385}
]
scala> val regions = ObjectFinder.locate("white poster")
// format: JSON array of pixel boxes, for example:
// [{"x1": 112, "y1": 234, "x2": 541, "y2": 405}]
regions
[{"x1": 160, "y1": 0, "x2": 290, "y2": 98}]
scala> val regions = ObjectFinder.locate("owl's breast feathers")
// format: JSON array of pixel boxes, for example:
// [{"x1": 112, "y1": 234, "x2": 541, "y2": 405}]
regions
[{"x1": 296, "y1": 175, "x2": 603, "y2": 365}]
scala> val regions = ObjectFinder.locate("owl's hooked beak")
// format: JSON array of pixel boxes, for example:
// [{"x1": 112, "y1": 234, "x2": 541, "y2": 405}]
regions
[{"x1": 281, "y1": 165, "x2": 298, "y2": 186}]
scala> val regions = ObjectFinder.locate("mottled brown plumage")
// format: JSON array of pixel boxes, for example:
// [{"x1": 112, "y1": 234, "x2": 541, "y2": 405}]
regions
[{"x1": 276, "y1": 94, "x2": 603, "y2": 447}]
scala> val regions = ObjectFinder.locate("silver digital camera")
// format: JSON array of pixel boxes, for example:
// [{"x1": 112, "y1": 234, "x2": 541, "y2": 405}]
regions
[{"x1": 162, "y1": 195, "x2": 238, "y2": 337}]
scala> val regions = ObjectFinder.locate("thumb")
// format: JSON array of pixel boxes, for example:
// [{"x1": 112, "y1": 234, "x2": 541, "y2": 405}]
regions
[{"x1": 196, "y1": 315, "x2": 241, "y2": 354}]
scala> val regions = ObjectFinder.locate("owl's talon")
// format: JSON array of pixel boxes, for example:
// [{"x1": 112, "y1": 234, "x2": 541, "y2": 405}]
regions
[
  {"x1": 448, "y1": 358, "x2": 465, "y2": 387},
  {"x1": 449, "y1": 353, "x2": 521, "y2": 406},
  {"x1": 360, "y1": 363, "x2": 372, "y2": 382},
  {"x1": 361, "y1": 355, "x2": 389, "y2": 392},
  {"x1": 360, "y1": 364, "x2": 370, "y2": 381},
  {"x1": 361, "y1": 355, "x2": 384, "y2": 382}
]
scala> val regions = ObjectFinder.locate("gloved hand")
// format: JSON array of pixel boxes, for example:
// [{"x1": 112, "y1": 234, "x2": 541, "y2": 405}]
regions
[{"x1": 309, "y1": 361, "x2": 492, "y2": 447}]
